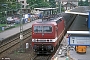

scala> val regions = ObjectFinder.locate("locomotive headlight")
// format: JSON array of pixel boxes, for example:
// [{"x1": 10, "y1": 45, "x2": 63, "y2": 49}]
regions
[
  {"x1": 32, "y1": 39, "x2": 37, "y2": 42},
  {"x1": 32, "y1": 39, "x2": 35, "y2": 42},
  {"x1": 32, "y1": 39, "x2": 34, "y2": 42}
]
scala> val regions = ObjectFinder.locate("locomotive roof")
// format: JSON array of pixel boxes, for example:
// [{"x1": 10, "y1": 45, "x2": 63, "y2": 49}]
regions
[{"x1": 34, "y1": 16, "x2": 63, "y2": 25}]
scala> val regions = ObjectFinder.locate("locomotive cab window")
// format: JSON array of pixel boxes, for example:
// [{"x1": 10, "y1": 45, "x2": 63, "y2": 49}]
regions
[
  {"x1": 43, "y1": 26, "x2": 52, "y2": 33},
  {"x1": 34, "y1": 26, "x2": 42, "y2": 33},
  {"x1": 33, "y1": 25, "x2": 52, "y2": 33}
]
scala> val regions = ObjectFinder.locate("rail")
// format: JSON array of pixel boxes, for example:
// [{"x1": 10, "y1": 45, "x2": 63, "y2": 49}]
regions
[{"x1": 0, "y1": 28, "x2": 31, "y2": 58}]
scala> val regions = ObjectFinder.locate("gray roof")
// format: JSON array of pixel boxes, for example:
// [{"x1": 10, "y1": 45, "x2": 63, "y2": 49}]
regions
[
  {"x1": 65, "y1": 6, "x2": 90, "y2": 15},
  {"x1": 69, "y1": 6, "x2": 90, "y2": 13},
  {"x1": 63, "y1": 2, "x2": 77, "y2": 7}
]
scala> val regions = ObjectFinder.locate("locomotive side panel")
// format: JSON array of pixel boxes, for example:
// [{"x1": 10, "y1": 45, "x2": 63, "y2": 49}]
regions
[
  {"x1": 57, "y1": 20, "x2": 64, "y2": 37},
  {"x1": 53, "y1": 19, "x2": 65, "y2": 47}
]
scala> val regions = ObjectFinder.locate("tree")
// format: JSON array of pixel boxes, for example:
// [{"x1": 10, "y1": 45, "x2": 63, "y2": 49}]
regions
[
  {"x1": 49, "y1": 0, "x2": 56, "y2": 8},
  {"x1": 0, "y1": 0, "x2": 7, "y2": 24},
  {"x1": 26, "y1": 0, "x2": 51, "y2": 10},
  {"x1": 0, "y1": 0, "x2": 7, "y2": 12},
  {"x1": 7, "y1": 0, "x2": 20, "y2": 13},
  {"x1": 78, "y1": 0, "x2": 83, "y2": 6},
  {"x1": 83, "y1": 0, "x2": 89, "y2": 6},
  {"x1": 0, "y1": 0, "x2": 20, "y2": 24},
  {"x1": 78, "y1": 0, "x2": 89, "y2": 6}
]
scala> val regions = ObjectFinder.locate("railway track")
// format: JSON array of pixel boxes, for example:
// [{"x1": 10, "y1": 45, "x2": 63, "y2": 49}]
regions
[
  {"x1": 0, "y1": 28, "x2": 32, "y2": 58},
  {"x1": 32, "y1": 55, "x2": 51, "y2": 60}
]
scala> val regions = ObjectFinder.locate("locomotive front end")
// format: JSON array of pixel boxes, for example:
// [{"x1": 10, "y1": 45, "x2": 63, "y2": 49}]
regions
[{"x1": 32, "y1": 23, "x2": 56, "y2": 54}]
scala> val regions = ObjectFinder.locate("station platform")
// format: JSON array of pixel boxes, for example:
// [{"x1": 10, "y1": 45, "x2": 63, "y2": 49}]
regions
[
  {"x1": 0, "y1": 19, "x2": 41, "y2": 41},
  {"x1": 51, "y1": 35, "x2": 90, "y2": 60},
  {"x1": 65, "y1": 6, "x2": 89, "y2": 15}
]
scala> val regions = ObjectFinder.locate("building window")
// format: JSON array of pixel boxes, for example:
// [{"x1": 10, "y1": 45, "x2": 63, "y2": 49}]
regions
[
  {"x1": 22, "y1": 5, "x2": 24, "y2": 8},
  {"x1": 21, "y1": 1, "x2": 24, "y2": 3}
]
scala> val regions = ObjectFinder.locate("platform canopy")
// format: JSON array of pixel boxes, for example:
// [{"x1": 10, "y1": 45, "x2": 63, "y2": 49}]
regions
[
  {"x1": 65, "y1": 6, "x2": 90, "y2": 15},
  {"x1": 34, "y1": 8, "x2": 57, "y2": 11},
  {"x1": 67, "y1": 31, "x2": 90, "y2": 35},
  {"x1": 34, "y1": 8, "x2": 58, "y2": 20}
]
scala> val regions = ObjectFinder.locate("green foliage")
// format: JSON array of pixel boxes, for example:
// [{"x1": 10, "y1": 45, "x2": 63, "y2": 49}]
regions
[
  {"x1": 35, "y1": 2, "x2": 50, "y2": 8},
  {"x1": 0, "y1": 0, "x2": 7, "y2": 12},
  {"x1": 49, "y1": 0, "x2": 56, "y2": 8},
  {"x1": 0, "y1": 17, "x2": 6, "y2": 24},
  {"x1": 61, "y1": 7, "x2": 65, "y2": 12},
  {"x1": 0, "y1": 0, "x2": 20, "y2": 24},
  {"x1": 78, "y1": 0, "x2": 89, "y2": 6},
  {"x1": 7, "y1": 0, "x2": 20, "y2": 11},
  {"x1": 5, "y1": 26, "x2": 15, "y2": 30},
  {"x1": 0, "y1": 0, "x2": 20, "y2": 12},
  {"x1": 26, "y1": 0, "x2": 56, "y2": 10},
  {"x1": 88, "y1": 2, "x2": 90, "y2": 6},
  {"x1": 0, "y1": 0, "x2": 5, "y2": 2}
]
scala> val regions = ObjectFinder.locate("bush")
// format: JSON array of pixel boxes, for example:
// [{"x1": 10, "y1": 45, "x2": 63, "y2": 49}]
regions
[
  {"x1": 0, "y1": 17, "x2": 6, "y2": 24},
  {"x1": 5, "y1": 26, "x2": 15, "y2": 30}
]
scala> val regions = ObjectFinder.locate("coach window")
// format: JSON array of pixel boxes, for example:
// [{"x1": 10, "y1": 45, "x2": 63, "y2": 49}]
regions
[
  {"x1": 43, "y1": 26, "x2": 52, "y2": 33},
  {"x1": 34, "y1": 26, "x2": 42, "y2": 33}
]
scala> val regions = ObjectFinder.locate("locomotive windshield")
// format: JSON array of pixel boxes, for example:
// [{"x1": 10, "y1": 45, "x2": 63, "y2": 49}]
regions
[
  {"x1": 43, "y1": 26, "x2": 52, "y2": 32},
  {"x1": 34, "y1": 25, "x2": 52, "y2": 33},
  {"x1": 34, "y1": 26, "x2": 42, "y2": 33}
]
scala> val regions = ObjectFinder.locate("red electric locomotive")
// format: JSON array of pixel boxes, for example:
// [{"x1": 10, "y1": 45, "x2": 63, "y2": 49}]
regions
[
  {"x1": 32, "y1": 16, "x2": 65, "y2": 54},
  {"x1": 31, "y1": 8, "x2": 76, "y2": 54}
]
